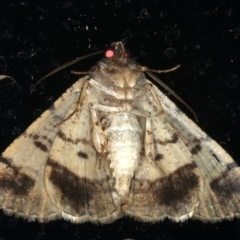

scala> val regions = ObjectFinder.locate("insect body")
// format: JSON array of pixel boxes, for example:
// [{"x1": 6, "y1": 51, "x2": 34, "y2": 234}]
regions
[{"x1": 0, "y1": 42, "x2": 239, "y2": 223}]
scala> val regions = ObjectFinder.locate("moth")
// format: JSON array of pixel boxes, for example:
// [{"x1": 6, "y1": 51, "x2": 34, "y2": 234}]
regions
[{"x1": 0, "y1": 42, "x2": 240, "y2": 224}]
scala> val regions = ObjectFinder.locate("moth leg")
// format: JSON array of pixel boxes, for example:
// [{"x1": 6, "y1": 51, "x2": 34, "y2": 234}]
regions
[
  {"x1": 89, "y1": 78, "x2": 123, "y2": 99},
  {"x1": 89, "y1": 106, "x2": 107, "y2": 154},
  {"x1": 90, "y1": 103, "x2": 122, "y2": 113},
  {"x1": 132, "y1": 107, "x2": 157, "y2": 163},
  {"x1": 144, "y1": 116, "x2": 155, "y2": 162},
  {"x1": 54, "y1": 81, "x2": 89, "y2": 127},
  {"x1": 149, "y1": 83, "x2": 190, "y2": 143},
  {"x1": 129, "y1": 108, "x2": 149, "y2": 117},
  {"x1": 143, "y1": 83, "x2": 164, "y2": 115}
]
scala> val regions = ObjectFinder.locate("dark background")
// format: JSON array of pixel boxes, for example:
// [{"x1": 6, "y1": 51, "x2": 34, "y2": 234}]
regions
[{"x1": 0, "y1": 0, "x2": 240, "y2": 239}]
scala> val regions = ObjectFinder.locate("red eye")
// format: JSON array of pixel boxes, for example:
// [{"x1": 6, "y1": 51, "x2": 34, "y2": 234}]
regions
[
  {"x1": 105, "y1": 49, "x2": 114, "y2": 58},
  {"x1": 124, "y1": 50, "x2": 130, "y2": 58}
]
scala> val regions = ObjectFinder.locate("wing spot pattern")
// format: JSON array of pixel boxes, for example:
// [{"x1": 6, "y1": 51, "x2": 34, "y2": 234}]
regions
[
  {"x1": 77, "y1": 151, "x2": 89, "y2": 159},
  {"x1": 155, "y1": 154, "x2": 164, "y2": 161},
  {"x1": 155, "y1": 133, "x2": 179, "y2": 146}
]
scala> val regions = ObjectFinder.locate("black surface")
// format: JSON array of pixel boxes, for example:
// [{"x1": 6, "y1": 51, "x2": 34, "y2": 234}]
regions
[{"x1": 0, "y1": 0, "x2": 240, "y2": 239}]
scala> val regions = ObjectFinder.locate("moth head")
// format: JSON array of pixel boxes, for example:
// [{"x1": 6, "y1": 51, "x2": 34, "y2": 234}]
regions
[{"x1": 104, "y1": 42, "x2": 129, "y2": 61}]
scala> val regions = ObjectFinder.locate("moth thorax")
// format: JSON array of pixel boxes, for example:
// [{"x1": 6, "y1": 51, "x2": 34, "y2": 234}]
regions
[{"x1": 104, "y1": 112, "x2": 142, "y2": 196}]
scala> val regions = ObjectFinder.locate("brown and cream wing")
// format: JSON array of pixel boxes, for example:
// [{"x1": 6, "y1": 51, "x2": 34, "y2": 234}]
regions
[
  {"x1": 0, "y1": 77, "x2": 119, "y2": 223},
  {"x1": 126, "y1": 112, "x2": 202, "y2": 222},
  {"x1": 155, "y1": 84, "x2": 240, "y2": 221}
]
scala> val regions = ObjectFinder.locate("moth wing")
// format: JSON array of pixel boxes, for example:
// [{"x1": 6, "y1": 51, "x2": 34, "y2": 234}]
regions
[
  {"x1": 0, "y1": 77, "x2": 119, "y2": 223},
  {"x1": 127, "y1": 115, "x2": 201, "y2": 222},
  {"x1": 153, "y1": 84, "x2": 240, "y2": 221},
  {"x1": 127, "y1": 83, "x2": 240, "y2": 222}
]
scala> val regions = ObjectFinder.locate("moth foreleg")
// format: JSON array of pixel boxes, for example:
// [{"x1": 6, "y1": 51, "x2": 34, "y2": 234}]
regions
[
  {"x1": 150, "y1": 84, "x2": 190, "y2": 143},
  {"x1": 144, "y1": 83, "x2": 164, "y2": 115},
  {"x1": 89, "y1": 78, "x2": 123, "y2": 99},
  {"x1": 53, "y1": 81, "x2": 89, "y2": 127},
  {"x1": 90, "y1": 103, "x2": 121, "y2": 113}
]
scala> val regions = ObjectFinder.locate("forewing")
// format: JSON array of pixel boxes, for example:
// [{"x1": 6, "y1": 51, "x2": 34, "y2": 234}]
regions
[
  {"x1": 126, "y1": 82, "x2": 240, "y2": 222},
  {"x1": 153, "y1": 84, "x2": 240, "y2": 221},
  {"x1": 44, "y1": 100, "x2": 119, "y2": 223},
  {"x1": 0, "y1": 76, "x2": 119, "y2": 223}
]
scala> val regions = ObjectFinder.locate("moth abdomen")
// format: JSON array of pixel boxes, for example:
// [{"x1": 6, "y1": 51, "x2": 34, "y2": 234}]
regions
[{"x1": 104, "y1": 112, "x2": 142, "y2": 197}]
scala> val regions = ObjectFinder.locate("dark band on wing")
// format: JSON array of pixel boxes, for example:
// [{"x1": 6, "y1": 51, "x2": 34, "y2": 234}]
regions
[
  {"x1": 75, "y1": 138, "x2": 93, "y2": 146},
  {"x1": 0, "y1": 157, "x2": 34, "y2": 195},
  {"x1": 47, "y1": 158, "x2": 98, "y2": 214},
  {"x1": 57, "y1": 130, "x2": 75, "y2": 144},
  {"x1": 34, "y1": 141, "x2": 48, "y2": 152},
  {"x1": 58, "y1": 130, "x2": 93, "y2": 148},
  {"x1": 0, "y1": 157, "x2": 12, "y2": 168},
  {"x1": 210, "y1": 162, "x2": 240, "y2": 200},
  {"x1": 29, "y1": 134, "x2": 53, "y2": 144},
  {"x1": 153, "y1": 163, "x2": 199, "y2": 206}
]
